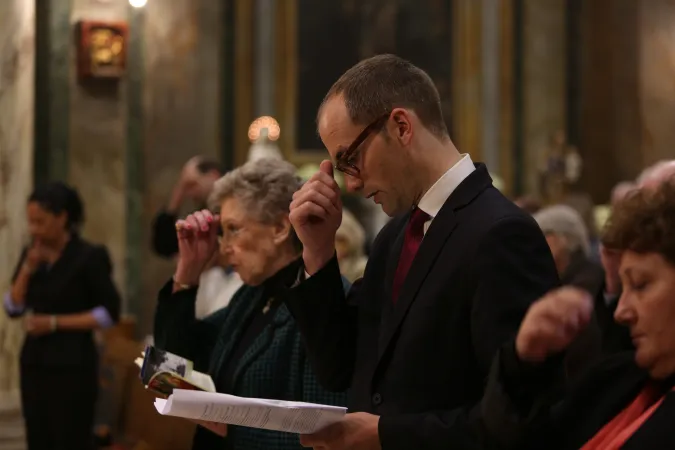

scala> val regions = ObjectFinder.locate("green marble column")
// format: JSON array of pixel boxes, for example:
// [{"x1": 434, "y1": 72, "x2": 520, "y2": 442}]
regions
[
  {"x1": 521, "y1": 0, "x2": 567, "y2": 195},
  {"x1": 34, "y1": 0, "x2": 71, "y2": 184},
  {"x1": 126, "y1": 4, "x2": 145, "y2": 325},
  {"x1": 221, "y1": 0, "x2": 236, "y2": 170}
]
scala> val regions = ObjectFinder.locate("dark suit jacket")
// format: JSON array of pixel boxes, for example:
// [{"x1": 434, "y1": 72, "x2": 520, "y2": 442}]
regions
[
  {"x1": 560, "y1": 250, "x2": 605, "y2": 380},
  {"x1": 484, "y1": 347, "x2": 675, "y2": 449},
  {"x1": 561, "y1": 249, "x2": 605, "y2": 294},
  {"x1": 154, "y1": 276, "x2": 347, "y2": 450},
  {"x1": 7, "y1": 235, "x2": 121, "y2": 367},
  {"x1": 284, "y1": 164, "x2": 560, "y2": 449}
]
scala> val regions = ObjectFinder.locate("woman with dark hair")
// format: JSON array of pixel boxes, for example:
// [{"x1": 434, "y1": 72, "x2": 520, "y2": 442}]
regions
[{"x1": 3, "y1": 181, "x2": 121, "y2": 450}]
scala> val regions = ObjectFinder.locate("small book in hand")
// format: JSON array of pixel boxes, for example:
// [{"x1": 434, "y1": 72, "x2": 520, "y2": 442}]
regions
[{"x1": 136, "y1": 345, "x2": 216, "y2": 397}]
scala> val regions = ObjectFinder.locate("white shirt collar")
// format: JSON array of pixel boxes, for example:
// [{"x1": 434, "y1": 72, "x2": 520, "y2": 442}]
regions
[{"x1": 417, "y1": 154, "x2": 475, "y2": 219}]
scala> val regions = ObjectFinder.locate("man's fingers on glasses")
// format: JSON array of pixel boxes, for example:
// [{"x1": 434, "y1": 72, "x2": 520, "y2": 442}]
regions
[
  {"x1": 309, "y1": 180, "x2": 340, "y2": 206},
  {"x1": 296, "y1": 202, "x2": 329, "y2": 221},
  {"x1": 309, "y1": 171, "x2": 340, "y2": 190},
  {"x1": 291, "y1": 190, "x2": 338, "y2": 216},
  {"x1": 305, "y1": 190, "x2": 339, "y2": 216}
]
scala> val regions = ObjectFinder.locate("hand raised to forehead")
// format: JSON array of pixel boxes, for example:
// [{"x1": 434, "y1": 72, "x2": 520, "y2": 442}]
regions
[
  {"x1": 289, "y1": 160, "x2": 343, "y2": 274},
  {"x1": 173, "y1": 209, "x2": 220, "y2": 286}
]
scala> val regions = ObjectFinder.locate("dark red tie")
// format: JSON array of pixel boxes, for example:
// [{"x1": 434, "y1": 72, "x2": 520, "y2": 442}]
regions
[{"x1": 392, "y1": 207, "x2": 430, "y2": 303}]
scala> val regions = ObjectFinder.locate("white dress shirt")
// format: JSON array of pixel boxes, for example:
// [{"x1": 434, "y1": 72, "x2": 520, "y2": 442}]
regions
[
  {"x1": 417, "y1": 154, "x2": 475, "y2": 235},
  {"x1": 303, "y1": 154, "x2": 476, "y2": 280},
  {"x1": 195, "y1": 267, "x2": 243, "y2": 319}
]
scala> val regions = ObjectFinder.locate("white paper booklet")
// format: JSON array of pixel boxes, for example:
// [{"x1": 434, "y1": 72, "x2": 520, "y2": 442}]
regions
[{"x1": 154, "y1": 389, "x2": 347, "y2": 434}]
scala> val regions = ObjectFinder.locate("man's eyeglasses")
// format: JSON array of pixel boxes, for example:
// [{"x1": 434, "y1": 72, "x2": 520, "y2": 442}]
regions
[{"x1": 334, "y1": 112, "x2": 390, "y2": 177}]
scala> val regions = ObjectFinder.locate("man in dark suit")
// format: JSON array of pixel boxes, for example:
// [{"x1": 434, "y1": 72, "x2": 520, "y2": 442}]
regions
[{"x1": 286, "y1": 54, "x2": 559, "y2": 450}]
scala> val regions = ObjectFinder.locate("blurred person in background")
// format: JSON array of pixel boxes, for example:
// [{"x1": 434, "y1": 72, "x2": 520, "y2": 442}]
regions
[
  {"x1": 514, "y1": 195, "x2": 542, "y2": 215},
  {"x1": 533, "y1": 204, "x2": 604, "y2": 378},
  {"x1": 194, "y1": 249, "x2": 242, "y2": 319},
  {"x1": 153, "y1": 158, "x2": 346, "y2": 450},
  {"x1": 335, "y1": 208, "x2": 368, "y2": 282},
  {"x1": 3, "y1": 181, "x2": 121, "y2": 450},
  {"x1": 152, "y1": 156, "x2": 224, "y2": 258},
  {"x1": 534, "y1": 205, "x2": 603, "y2": 294}
]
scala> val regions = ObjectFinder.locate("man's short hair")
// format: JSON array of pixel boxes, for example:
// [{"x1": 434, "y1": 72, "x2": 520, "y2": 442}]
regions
[
  {"x1": 320, "y1": 54, "x2": 448, "y2": 139},
  {"x1": 196, "y1": 158, "x2": 224, "y2": 175}
]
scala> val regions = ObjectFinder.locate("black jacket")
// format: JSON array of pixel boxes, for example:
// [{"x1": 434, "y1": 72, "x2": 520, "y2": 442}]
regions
[
  {"x1": 8, "y1": 235, "x2": 121, "y2": 367},
  {"x1": 484, "y1": 346, "x2": 675, "y2": 449},
  {"x1": 284, "y1": 164, "x2": 560, "y2": 449}
]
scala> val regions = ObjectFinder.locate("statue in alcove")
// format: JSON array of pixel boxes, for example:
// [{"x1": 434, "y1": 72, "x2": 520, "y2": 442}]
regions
[{"x1": 540, "y1": 130, "x2": 584, "y2": 204}]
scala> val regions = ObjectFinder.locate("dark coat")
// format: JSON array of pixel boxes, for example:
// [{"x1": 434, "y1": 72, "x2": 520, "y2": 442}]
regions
[
  {"x1": 559, "y1": 250, "x2": 605, "y2": 380},
  {"x1": 284, "y1": 164, "x2": 560, "y2": 449},
  {"x1": 154, "y1": 277, "x2": 347, "y2": 450},
  {"x1": 483, "y1": 346, "x2": 675, "y2": 449},
  {"x1": 8, "y1": 235, "x2": 121, "y2": 367}
]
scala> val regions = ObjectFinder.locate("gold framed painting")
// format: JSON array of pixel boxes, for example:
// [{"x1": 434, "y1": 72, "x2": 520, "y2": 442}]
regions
[{"x1": 76, "y1": 20, "x2": 128, "y2": 80}]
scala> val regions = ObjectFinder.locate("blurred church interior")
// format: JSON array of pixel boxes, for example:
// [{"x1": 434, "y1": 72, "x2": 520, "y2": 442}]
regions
[{"x1": 1, "y1": 0, "x2": 675, "y2": 448}]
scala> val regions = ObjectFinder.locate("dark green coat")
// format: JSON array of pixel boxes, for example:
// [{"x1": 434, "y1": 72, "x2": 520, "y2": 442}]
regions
[{"x1": 154, "y1": 279, "x2": 348, "y2": 450}]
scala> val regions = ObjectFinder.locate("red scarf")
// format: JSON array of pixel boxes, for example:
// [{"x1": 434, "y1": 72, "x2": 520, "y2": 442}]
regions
[{"x1": 581, "y1": 383, "x2": 672, "y2": 450}]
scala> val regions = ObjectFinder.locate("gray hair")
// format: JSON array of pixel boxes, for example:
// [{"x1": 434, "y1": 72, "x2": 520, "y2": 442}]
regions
[
  {"x1": 336, "y1": 208, "x2": 366, "y2": 257},
  {"x1": 637, "y1": 159, "x2": 675, "y2": 188},
  {"x1": 533, "y1": 205, "x2": 591, "y2": 256},
  {"x1": 208, "y1": 158, "x2": 302, "y2": 225}
]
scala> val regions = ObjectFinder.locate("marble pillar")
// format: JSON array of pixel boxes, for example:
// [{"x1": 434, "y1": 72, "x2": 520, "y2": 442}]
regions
[
  {"x1": 481, "y1": 0, "x2": 500, "y2": 178},
  {"x1": 521, "y1": 0, "x2": 567, "y2": 195},
  {"x1": 452, "y1": 0, "x2": 483, "y2": 160},
  {"x1": 639, "y1": 0, "x2": 675, "y2": 165},
  {"x1": 579, "y1": 0, "x2": 641, "y2": 201},
  {"x1": 0, "y1": 0, "x2": 34, "y2": 446},
  {"x1": 141, "y1": 0, "x2": 223, "y2": 334},
  {"x1": 498, "y1": 0, "x2": 516, "y2": 196},
  {"x1": 69, "y1": 0, "x2": 129, "y2": 304},
  {"x1": 254, "y1": 0, "x2": 276, "y2": 118}
]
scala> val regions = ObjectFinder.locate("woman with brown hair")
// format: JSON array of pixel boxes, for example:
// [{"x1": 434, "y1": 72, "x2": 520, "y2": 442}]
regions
[{"x1": 484, "y1": 179, "x2": 675, "y2": 449}]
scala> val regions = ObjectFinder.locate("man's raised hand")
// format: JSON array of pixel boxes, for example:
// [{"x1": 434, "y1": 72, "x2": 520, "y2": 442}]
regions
[{"x1": 289, "y1": 160, "x2": 343, "y2": 274}]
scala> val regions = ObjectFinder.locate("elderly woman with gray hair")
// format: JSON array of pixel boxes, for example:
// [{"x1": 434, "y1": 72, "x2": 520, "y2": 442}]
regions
[
  {"x1": 153, "y1": 158, "x2": 346, "y2": 450},
  {"x1": 534, "y1": 205, "x2": 604, "y2": 294}
]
